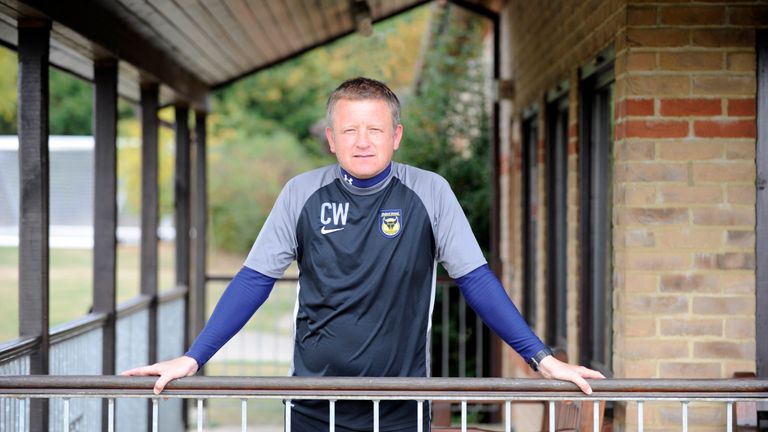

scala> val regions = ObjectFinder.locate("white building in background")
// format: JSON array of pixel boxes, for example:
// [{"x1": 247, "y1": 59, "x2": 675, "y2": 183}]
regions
[{"x1": 0, "y1": 135, "x2": 174, "y2": 248}]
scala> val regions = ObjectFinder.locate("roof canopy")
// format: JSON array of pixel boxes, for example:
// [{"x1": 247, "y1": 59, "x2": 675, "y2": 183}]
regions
[{"x1": 0, "y1": 0, "x2": 499, "y2": 111}]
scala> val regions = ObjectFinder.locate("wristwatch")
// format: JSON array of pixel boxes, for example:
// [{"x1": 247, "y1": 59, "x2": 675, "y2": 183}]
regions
[{"x1": 528, "y1": 347, "x2": 554, "y2": 372}]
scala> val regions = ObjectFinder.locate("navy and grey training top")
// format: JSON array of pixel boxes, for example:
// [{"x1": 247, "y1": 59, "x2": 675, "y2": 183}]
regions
[{"x1": 186, "y1": 162, "x2": 545, "y2": 431}]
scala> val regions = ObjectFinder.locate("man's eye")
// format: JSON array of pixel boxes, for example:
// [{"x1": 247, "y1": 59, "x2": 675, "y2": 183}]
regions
[{"x1": 344, "y1": 129, "x2": 356, "y2": 134}]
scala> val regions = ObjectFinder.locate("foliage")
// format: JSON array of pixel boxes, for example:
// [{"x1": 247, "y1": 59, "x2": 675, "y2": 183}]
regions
[
  {"x1": 399, "y1": 4, "x2": 492, "y2": 252},
  {"x1": 207, "y1": 6, "x2": 431, "y2": 253},
  {"x1": 0, "y1": 5, "x2": 492, "y2": 258},
  {"x1": 0, "y1": 47, "x2": 15, "y2": 133},
  {"x1": 49, "y1": 67, "x2": 93, "y2": 135}
]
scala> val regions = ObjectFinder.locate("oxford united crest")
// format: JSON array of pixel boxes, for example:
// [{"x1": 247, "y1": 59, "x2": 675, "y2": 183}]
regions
[{"x1": 379, "y1": 209, "x2": 402, "y2": 238}]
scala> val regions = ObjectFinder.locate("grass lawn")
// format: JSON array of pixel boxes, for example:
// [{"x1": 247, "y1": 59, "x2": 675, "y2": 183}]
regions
[{"x1": 0, "y1": 244, "x2": 297, "y2": 343}]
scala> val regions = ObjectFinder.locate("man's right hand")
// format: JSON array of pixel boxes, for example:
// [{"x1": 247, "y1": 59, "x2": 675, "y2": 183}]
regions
[{"x1": 121, "y1": 355, "x2": 199, "y2": 395}]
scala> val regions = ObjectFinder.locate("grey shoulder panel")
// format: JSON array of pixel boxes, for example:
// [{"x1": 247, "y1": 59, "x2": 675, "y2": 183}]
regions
[
  {"x1": 393, "y1": 162, "x2": 486, "y2": 278},
  {"x1": 243, "y1": 165, "x2": 337, "y2": 278}
]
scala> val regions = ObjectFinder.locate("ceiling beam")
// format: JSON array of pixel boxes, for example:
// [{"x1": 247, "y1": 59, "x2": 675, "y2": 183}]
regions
[
  {"x1": 13, "y1": 0, "x2": 210, "y2": 110},
  {"x1": 212, "y1": 0, "x2": 433, "y2": 91}
]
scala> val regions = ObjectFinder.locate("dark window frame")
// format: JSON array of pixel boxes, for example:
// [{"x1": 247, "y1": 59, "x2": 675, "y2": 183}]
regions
[
  {"x1": 545, "y1": 90, "x2": 569, "y2": 350},
  {"x1": 579, "y1": 53, "x2": 615, "y2": 376},
  {"x1": 757, "y1": 29, "x2": 767, "y2": 379},
  {"x1": 521, "y1": 108, "x2": 539, "y2": 328}
]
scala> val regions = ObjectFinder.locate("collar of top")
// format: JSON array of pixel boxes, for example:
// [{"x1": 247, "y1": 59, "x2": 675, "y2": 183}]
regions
[{"x1": 338, "y1": 163, "x2": 392, "y2": 189}]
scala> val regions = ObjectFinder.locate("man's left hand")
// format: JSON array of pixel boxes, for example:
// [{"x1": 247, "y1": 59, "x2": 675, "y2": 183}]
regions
[{"x1": 536, "y1": 355, "x2": 606, "y2": 394}]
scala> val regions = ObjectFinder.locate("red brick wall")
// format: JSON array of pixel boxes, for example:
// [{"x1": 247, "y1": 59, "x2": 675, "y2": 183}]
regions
[
  {"x1": 498, "y1": 0, "x2": 766, "y2": 430},
  {"x1": 612, "y1": 2, "x2": 764, "y2": 429}
]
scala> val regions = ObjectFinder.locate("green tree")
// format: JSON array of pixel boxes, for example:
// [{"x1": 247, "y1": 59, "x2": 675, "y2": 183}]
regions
[
  {"x1": 0, "y1": 47, "x2": 16, "y2": 133},
  {"x1": 399, "y1": 4, "x2": 492, "y2": 252},
  {"x1": 49, "y1": 67, "x2": 92, "y2": 135}
]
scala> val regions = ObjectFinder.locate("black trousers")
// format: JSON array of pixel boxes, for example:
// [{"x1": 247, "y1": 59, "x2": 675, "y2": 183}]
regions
[{"x1": 286, "y1": 399, "x2": 431, "y2": 432}]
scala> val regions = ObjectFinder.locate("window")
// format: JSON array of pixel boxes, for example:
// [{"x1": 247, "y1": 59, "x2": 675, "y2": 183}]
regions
[
  {"x1": 579, "y1": 54, "x2": 615, "y2": 375},
  {"x1": 521, "y1": 110, "x2": 539, "y2": 327},
  {"x1": 546, "y1": 91, "x2": 569, "y2": 350},
  {"x1": 757, "y1": 29, "x2": 767, "y2": 379}
]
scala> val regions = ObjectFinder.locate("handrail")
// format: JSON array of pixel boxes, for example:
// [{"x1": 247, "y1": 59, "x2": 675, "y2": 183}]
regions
[
  {"x1": 115, "y1": 293, "x2": 153, "y2": 318},
  {"x1": 0, "y1": 290, "x2": 177, "y2": 363},
  {"x1": 49, "y1": 312, "x2": 108, "y2": 345},
  {"x1": 206, "y1": 275, "x2": 455, "y2": 284},
  {"x1": 158, "y1": 284, "x2": 188, "y2": 304},
  {"x1": 0, "y1": 376, "x2": 766, "y2": 401},
  {"x1": 0, "y1": 336, "x2": 39, "y2": 364}
]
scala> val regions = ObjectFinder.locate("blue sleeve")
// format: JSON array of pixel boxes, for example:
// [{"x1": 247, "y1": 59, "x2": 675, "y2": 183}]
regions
[
  {"x1": 455, "y1": 264, "x2": 546, "y2": 362},
  {"x1": 185, "y1": 266, "x2": 276, "y2": 368}
]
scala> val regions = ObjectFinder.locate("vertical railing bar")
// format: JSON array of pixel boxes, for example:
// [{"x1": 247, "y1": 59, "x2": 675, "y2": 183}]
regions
[
  {"x1": 442, "y1": 287, "x2": 449, "y2": 376},
  {"x1": 638, "y1": 400, "x2": 644, "y2": 432},
  {"x1": 285, "y1": 399, "x2": 292, "y2": 431},
  {"x1": 682, "y1": 401, "x2": 688, "y2": 432},
  {"x1": 108, "y1": 398, "x2": 115, "y2": 432},
  {"x1": 197, "y1": 398, "x2": 203, "y2": 432},
  {"x1": 459, "y1": 297, "x2": 466, "y2": 377},
  {"x1": 549, "y1": 400, "x2": 555, "y2": 432},
  {"x1": 476, "y1": 314, "x2": 483, "y2": 377},
  {"x1": 505, "y1": 400, "x2": 511, "y2": 432},
  {"x1": 329, "y1": 400, "x2": 336, "y2": 432},
  {"x1": 152, "y1": 398, "x2": 159, "y2": 432},
  {"x1": 417, "y1": 400, "x2": 424, "y2": 432},
  {"x1": 20, "y1": 398, "x2": 27, "y2": 432},
  {"x1": 373, "y1": 400, "x2": 380, "y2": 432},
  {"x1": 241, "y1": 398, "x2": 247, "y2": 432},
  {"x1": 727, "y1": 401, "x2": 733, "y2": 432},
  {"x1": 63, "y1": 398, "x2": 70, "y2": 432},
  {"x1": 593, "y1": 400, "x2": 599, "y2": 432},
  {"x1": 461, "y1": 400, "x2": 467, "y2": 432}
]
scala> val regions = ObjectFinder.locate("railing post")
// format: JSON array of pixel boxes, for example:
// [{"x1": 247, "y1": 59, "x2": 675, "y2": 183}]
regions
[
  {"x1": 63, "y1": 398, "x2": 70, "y2": 431},
  {"x1": 241, "y1": 399, "x2": 247, "y2": 432},
  {"x1": 593, "y1": 400, "x2": 599, "y2": 432},
  {"x1": 108, "y1": 399, "x2": 115, "y2": 432},
  {"x1": 681, "y1": 401, "x2": 688, "y2": 432},
  {"x1": 17, "y1": 17, "x2": 51, "y2": 432},
  {"x1": 548, "y1": 400, "x2": 555, "y2": 432},
  {"x1": 505, "y1": 400, "x2": 511, "y2": 432},
  {"x1": 329, "y1": 400, "x2": 336, "y2": 432},
  {"x1": 197, "y1": 398, "x2": 204, "y2": 432},
  {"x1": 373, "y1": 400, "x2": 380, "y2": 432},
  {"x1": 192, "y1": 111, "x2": 208, "y2": 343},
  {"x1": 175, "y1": 102, "x2": 192, "y2": 431},
  {"x1": 461, "y1": 400, "x2": 468, "y2": 432},
  {"x1": 638, "y1": 400, "x2": 644, "y2": 432},
  {"x1": 93, "y1": 57, "x2": 118, "y2": 432},
  {"x1": 175, "y1": 105, "x2": 191, "y2": 291},
  {"x1": 285, "y1": 399, "x2": 292, "y2": 431},
  {"x1": 417, "y1": 400, "x2": 424, "y2": 432},
  {"x1": 141, "y1": 81, "x2": 160, "y2": 432}
]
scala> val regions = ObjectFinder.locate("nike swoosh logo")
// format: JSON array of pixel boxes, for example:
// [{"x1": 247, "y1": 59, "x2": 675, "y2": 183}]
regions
[{"x1": 320, "y1": 226, "x2": 344, "y2": 235}]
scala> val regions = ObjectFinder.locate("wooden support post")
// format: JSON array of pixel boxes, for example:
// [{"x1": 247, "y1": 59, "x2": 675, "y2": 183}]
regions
[
  {"x1": 192, "y1": 111, "x2": 208, "y2": 344},
  {"x1": 93, "y1": 58, "x2": 118, "y2": 432},
  {"x1": 140, "y1": 82, "x2": 159, "y2": 432},
  {"x1": 17, "y1": 18, "x2": 51, "y2": 432},
  {"x1": 757, "y1": 30, "x2": 767, "y2": 379},
  {"x1": 175, "y1": 105, "x2": 191, "y2": 291}
]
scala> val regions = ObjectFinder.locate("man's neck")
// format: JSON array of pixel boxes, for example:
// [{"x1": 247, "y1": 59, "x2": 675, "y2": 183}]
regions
[{"x1": 339, "y1": 163, "x2": 392, "y2": 188}]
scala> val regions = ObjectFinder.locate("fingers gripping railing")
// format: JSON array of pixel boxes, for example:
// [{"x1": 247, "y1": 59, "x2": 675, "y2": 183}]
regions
[{"x1": 0, "y1": 376, "x2": 766, "y2": 431}]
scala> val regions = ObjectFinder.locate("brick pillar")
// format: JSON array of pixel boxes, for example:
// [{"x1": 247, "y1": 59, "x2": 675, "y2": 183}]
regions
[{"x1": 613, "y1": 3, "x2": 762, "y2": 430}]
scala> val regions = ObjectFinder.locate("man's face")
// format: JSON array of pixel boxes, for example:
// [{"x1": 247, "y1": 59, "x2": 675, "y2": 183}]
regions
[{"x1": 326, "y1": 99, "x2": 403, "y2": 179}]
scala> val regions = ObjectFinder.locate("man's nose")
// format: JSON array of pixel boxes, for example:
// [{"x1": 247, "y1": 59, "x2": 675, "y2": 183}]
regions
[{"x1": 354, "y1": 132, "x2": 371, "y2": 147}]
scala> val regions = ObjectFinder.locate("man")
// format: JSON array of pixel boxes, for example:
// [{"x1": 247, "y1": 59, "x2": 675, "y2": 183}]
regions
[{"x1": 124, "y1": 77, "x2": 604, "y2": 431}]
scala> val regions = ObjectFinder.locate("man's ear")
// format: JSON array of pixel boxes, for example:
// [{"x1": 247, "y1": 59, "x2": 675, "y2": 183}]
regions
[
  {"x1": 393, "y1": 124, "x2": 403, "y2": 151},
  {"x1": 326, "y1": 127, "x2": 336, "y2": 154}
]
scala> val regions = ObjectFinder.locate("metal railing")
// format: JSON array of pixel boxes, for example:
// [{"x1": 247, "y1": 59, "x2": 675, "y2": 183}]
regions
[
  {"x1": 0, "y1": 376, "x2": 766, "y2": 432},
  {"x1": 0, "y1": 286, "x2": 188, "y2": 432}
]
